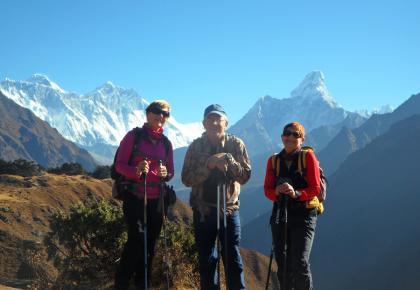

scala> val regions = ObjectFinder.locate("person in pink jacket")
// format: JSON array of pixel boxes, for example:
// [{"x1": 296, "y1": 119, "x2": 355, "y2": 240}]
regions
[{"x1": 114, "y1": 100, "x2": 174, "y2": 290}]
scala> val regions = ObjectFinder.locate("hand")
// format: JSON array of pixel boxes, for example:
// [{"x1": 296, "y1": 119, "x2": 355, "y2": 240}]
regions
[
  {"x1": 207, "y1": 153, "x2": 227, "y2": 170},
  {"x1": 157, "y1": 164, "x2": 168, "y2": 178},
  {"x1": 207, "y1": 155, "x2": 219, "y2": 170},
  {"x1": 136, "y1": 160, "x2": 149, "y2": 177},
  {"x1": 275, "y1": 182, "x2": 297, "y2": 198},
  {"x1": 215, "y1": 157, "x2": 228, "y2": 172}
]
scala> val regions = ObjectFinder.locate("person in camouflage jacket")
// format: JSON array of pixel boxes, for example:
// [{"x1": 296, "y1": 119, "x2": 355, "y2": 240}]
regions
[{"x1": 182, "y1": 104, "x2": 251, "y2": 290}]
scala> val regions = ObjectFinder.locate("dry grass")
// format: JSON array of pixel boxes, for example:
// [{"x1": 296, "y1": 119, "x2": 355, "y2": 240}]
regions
[{"x1": 0, "y1": 173, "x2": 278, "y2": 289}]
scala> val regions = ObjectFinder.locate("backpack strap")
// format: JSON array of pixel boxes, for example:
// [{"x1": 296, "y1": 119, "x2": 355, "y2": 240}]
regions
[
  {"x1": 129, "y1": 127, "x2": 143, "y2": 164},
  {"x1": 271, "y1": 153, "x2": 281, "y2": 177},
  {"x1": 111, "y1": 127, "x2": 143, "y2": 182},
  {"x1": 298, "y1": 146, "x2": 314, "y2": 174},
  {"x1": 298, "y1": 145, "x2": 326, "y2": 214},
  {"x1": 161, "y1": 135, "x2": 171, "y2": 161}
]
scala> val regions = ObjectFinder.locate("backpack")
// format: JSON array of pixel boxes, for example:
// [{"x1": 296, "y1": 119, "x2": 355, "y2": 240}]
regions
[
  {"x1": 271, "y1": 146, "x2": 328, "y2": 214},
  {"x1": 111, "y1": 127, "x2": 171, "y2": 200}
]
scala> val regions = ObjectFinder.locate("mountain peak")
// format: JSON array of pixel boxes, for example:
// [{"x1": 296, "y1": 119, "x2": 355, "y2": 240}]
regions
[
  {"x1": 290, "y1": 70, "x2": 336, "y2": 107},
  {"x1": 303, "y1": 70, "x2": 325, "y2": 84},
  {"x1": 258, "y1": 95, "x2": 274, "y2": 104},
  {"x1": 249, "y1": 95, "x2": 276, "y2": 116},
  {"x1": 27, "y1": 73, "x2": 52, "y2": 84},
  {"x1": 97, "y1": 81, "x2": 117, "y2": 92},
  {"x1": 26, "y1": 73, "x2": 66, "y2": 93},
  {"x1": 104, "y1": 81, "x2": 115, "y2": 88}
]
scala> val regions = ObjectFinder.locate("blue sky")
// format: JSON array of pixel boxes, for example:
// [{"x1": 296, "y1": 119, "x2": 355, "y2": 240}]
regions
[{"x1": 1, "y1": 0, "x2": 419, "y2": 124}]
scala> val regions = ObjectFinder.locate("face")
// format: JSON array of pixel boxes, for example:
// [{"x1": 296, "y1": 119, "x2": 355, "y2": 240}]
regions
[
  {"x1": 281, "y1": 127, "x2": 304, "y2": 152},
  {"x1": 203, "y1": 113, "x2": 228, "y2": 140},
  {"x1": 146, "y1": 106, "x2": 170, "y2": 130}
]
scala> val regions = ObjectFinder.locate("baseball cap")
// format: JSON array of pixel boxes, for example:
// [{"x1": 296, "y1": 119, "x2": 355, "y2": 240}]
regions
[{"x1": 203, "y1": 104, "x2": 228, "y2": 120}]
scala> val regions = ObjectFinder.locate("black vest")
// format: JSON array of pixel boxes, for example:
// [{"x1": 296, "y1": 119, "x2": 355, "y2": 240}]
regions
[{"x1": 275, "y1": 150, "x2": 308, "y2": 190}]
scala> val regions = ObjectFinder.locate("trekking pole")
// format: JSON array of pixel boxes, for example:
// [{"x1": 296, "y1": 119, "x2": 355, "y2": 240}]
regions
[
  {"x1": 143, "y1": 158, "x2": 149, "y2": 290},
  {"x1": 281, "y1": 194, "x2": 289, "y2": 290},
  {"x1": 266, "y1": 194, "x2": 281, "y2": 290},
  {"x1": 216, "y1": 181, "x2": 221, "y2": 289},
  {"x1": 222, "y1": 177, "x2": 229, "y2": 290},
  {"x1": 265, "y1": 244, "x2": 274, "y2": 290},
  {"x1": 159, "y1": 160, "x2": 170, "y2": 290}
]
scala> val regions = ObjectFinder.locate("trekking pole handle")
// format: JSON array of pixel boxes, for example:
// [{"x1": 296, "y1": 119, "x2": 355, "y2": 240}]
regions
[
  {"x1": 159, "y1": 159, "x2": 169, "y2": 181},
  {"x1": 142, "y1": 157, "x2": 149, "y2": 175},
  {"x1": 158, "y1": 159, "x2": 166, "y2": 210},
  {"x1": 159, "y1": 159, "x2": 164, "y2": 177}
]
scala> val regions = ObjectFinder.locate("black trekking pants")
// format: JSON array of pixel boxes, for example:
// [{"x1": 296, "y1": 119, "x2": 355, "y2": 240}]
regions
[
  {"x1": 270, "y1": 204, "x2": 317, "y2": 290},
  {"x1": 114, "y1": 193, "x2": 163, "y2": 290}
]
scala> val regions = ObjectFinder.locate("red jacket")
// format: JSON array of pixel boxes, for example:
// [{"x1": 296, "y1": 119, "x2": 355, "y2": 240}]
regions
[{"x1": 264, "y1": 150, "x2": 321, "y2": 202}]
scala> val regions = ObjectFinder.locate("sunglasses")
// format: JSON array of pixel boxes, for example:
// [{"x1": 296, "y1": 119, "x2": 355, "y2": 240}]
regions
[
  {"x1": 282, "y1": 130, "x2": 301, "y2": 138},
  {"x1": 148, "y1": 107, "x2": 170, "y2": 118}
]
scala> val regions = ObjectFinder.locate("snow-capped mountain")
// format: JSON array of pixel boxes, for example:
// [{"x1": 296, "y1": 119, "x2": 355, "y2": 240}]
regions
[
  {"x1": 355, "y1": 104, "x2": 394, "y2": 118},
  {"x1": 229, "y1": 71, "x2": 363, "y2": 156},
  {"x1": 0, "y1": 74, "x2": 203, "y2": 163}
]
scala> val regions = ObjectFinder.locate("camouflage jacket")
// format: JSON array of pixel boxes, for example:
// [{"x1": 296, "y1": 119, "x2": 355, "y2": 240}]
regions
[{"x1": 181, "y1": 133, "x2": 251, "y2": 219}]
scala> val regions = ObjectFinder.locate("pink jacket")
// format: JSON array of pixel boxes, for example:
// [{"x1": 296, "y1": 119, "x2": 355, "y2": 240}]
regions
[{"x1": 115, "y1": 127, "x2": 174, "y2": 199}]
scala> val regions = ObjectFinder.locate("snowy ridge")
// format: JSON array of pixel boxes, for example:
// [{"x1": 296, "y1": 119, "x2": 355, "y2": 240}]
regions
[
  {"x1": 354, "y1": 104, "x2": 394, "y2": 117},
  {"x1": 291, "y1": 71, "x2": 338, "y2": 108},
  {"x1": 0, "y1": 75, "x2": 203, "y2": 151}
]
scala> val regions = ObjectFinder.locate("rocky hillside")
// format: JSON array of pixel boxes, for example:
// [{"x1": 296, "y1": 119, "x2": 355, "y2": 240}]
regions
[{"x1": 0, "y1": 91, "x2": 97, "y2": 171}]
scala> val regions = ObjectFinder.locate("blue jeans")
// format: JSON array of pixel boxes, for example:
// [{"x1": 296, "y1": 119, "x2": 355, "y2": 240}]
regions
[{"x1": 193, "y1": 209, "x2": 246, "y2": 290}]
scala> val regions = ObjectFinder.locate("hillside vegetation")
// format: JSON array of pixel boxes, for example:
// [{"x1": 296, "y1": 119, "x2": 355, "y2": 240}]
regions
[{"x1": 0, "y1": 171, "x2": 278, "y2": 289}]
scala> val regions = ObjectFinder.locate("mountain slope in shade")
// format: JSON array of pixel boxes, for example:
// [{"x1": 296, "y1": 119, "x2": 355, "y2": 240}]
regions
[
  {"x1": 318, "y1": 93, "x2": 420, "y2": 175},
  {"x1": 304, "y1": 113, "x2": 367, "y2": 152},
  {"x1": 312, "y1": 114, "x2": 420, "y2": 290},
  {"x1": 229, "y1": 71, "x2": 363, "y2": 156},
  {"x1": 0, "y1": 92, "x2": 97, "y2": 171},
  {"x1": 241, "y1": 210, "x2": 272, "y2": 254}
]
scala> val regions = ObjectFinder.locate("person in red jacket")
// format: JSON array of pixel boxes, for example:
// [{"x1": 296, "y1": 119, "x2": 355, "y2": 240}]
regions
[
  {"x1": 264, "y1": 122, "x2": 320, "y2": 290},
  {"x1": 114, "y1": 100, "x2": 174, "y2": 290}
]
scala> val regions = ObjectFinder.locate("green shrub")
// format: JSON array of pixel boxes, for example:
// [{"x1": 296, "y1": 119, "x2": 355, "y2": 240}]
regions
[
  {"x1": 0, "y1": 158, "x2": 43, "y2": 177},
  {"x1": 153, "y1": 220, "x2": 200, "y2": 288},
  {"x1": 90, "y1": 165, "x2": 111, "y2": 179},
  {"x1": 44, "y1": 197, "x2": 126, "y2": 289},
  {"x1": 48, "y1": 162, "x2": 85, "y2": 176},
  {"x1": 44, "y1": 197, "x2": 199, "y2": 289}
]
